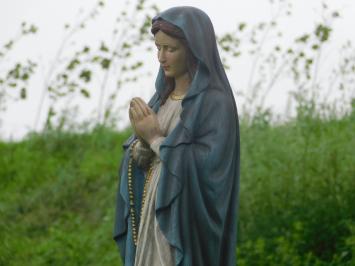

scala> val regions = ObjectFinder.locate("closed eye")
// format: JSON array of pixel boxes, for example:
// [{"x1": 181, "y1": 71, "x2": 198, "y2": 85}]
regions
[{"x1": 155, "y1": 44, "x2": 177, "y2": 52}]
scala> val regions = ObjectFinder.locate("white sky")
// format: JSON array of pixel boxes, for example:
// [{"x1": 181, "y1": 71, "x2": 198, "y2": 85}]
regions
[{"x1": 1, "y1": 0, "x2": 354, "y2": 140}]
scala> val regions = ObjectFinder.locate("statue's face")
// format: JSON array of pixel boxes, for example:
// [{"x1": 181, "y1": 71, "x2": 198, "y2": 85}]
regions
[{"x1": 154, "y1": 30, "x2": 188, "y2": 79}]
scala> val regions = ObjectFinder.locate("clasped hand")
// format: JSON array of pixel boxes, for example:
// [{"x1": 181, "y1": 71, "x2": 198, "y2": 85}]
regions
[{"x1": 129, "y1": 97, "x2": 163, "y2": 145}]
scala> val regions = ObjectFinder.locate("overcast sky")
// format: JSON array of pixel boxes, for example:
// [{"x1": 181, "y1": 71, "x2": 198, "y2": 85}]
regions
[{"x1": 1, "y1": 0, "x2": 354, "y2": 140}]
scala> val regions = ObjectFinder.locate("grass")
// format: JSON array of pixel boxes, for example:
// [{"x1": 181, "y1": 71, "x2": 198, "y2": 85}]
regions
[
  {"x1": 0, "y1": 111, "x2": 354, "y2": 265},
  {"x1": 0, "y1": 127, "x2": 129, "y2": 266}
]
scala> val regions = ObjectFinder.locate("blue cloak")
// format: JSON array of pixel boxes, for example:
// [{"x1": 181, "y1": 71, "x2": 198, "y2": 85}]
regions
[{"x1": 113, "y1": 6, "x2": 240, "y2": 266}]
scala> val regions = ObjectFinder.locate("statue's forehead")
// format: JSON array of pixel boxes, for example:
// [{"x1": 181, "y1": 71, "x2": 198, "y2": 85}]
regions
[{"x1": 154, "y1": 31, "x2": 182, "y2": 47}]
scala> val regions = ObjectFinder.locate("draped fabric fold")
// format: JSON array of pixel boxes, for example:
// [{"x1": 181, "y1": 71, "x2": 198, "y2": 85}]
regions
[{"x1": 113, "y1": 6, "x2": 240, "y2": 266}]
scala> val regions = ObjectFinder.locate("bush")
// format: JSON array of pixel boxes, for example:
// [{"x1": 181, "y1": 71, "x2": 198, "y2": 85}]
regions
[{"x1": 0, "y1": 114, "x2": 354, "y2": 265}]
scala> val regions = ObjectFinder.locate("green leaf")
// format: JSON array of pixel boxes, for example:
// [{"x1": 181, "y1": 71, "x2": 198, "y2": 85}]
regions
[
  {"x1": 91, "y1": 56, "x2": 100, "y2": 62},
  {"x1": 306, "y1": 58, "x2": 313, "y2": 65},
  {"x1": 5, "y1": 40, "x2": 13, "y2": 50},
  {"x1": 311, "y1": 44, "x2": 319, "y2": 50},
  {"x1": 296, "y1": 34, "x2": 310, "y2": 43},
  {"x1": 29, "y1": 25, "x2": 38, "y2": 34},
  {"x1": 239, "y1": 23, "x2": 246, "y2": 31},
  {"x1": 22, "y1": 73, "x2": 29, "y2": 81},
  {"x1": 79, "y1": 69, "x2": 91, "y2": 82},
  {"x1": 332, "y1": 11, "x2": 340, "y2": 18},
  {"x1": 130, "y1": 61, "x2": 143, "y2": 70},
  {"x1": 122, "y1": 43, "x2": 131, "y2": 49},
  {"x1": 80, "y1": 88, "x2": 90, "y2": 98},
  {"x1": 221, "y1": 45, "x2": 231, "y2": 52},
  {"x1": 315, "y1": 24, "x2": 331, "y2": 42},
  {"x1": 100, "y1": 42, "x2": 109, "y2": 52},
  {"x1": 67, "y1": 59, "x2": 80, "y2": 70},
  {"x1": 100, "y1": 58, "x2": 111, "y2": 69},
  {"x1": 20, "y1": 88, "x2": 26, "y2": 99},
  {"x1": 82, "y1": 46, "x2": 90, "y2": 53}
]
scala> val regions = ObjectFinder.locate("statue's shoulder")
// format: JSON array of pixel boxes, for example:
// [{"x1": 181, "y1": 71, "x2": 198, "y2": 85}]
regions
[{"x1": 200, "y1": 85, "x2": 233, "y2": 110}]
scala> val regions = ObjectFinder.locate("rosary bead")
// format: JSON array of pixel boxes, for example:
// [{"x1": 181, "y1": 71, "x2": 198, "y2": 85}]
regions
[{"x1": 127, "y1": 138, "x2": 154, "y2": 246}]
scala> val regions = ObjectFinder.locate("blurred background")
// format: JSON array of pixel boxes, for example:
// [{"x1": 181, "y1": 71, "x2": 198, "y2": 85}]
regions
[{"x1": 0, "y1": 0, "x2": 354, "y2": 265}]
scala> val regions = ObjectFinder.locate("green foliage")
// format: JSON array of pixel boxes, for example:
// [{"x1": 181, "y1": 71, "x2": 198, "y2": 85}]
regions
[
  {"x1": 238, "y1": 111, "x2": 355, "y2": 265},
  {"x1": 0, "y1": 0, "x2": 160, "y2": 131},
  {"x1": 0, "y1": 110, "x2": 354, "y2": 265},
  {"x1": 0, "y1": 22, "x2": 38, "y2": 114},
  {"x1": 38, "y1": 0, "x2": 159, "y2": 128},
  {"x1": 217, "y1": 0, "x2": 354, "y2": 124},
  {"x1": 0, "y1": 127, "x2": 131, "y2": 265}
]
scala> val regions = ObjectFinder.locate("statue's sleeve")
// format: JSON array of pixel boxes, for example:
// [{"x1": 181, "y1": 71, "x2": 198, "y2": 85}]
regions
[
  {"x1": 132, "y1": 140, "x2": 154, "y2": 169},
  {"x1": 150, "y1": 136, "x2": 166, "y2": 156}
]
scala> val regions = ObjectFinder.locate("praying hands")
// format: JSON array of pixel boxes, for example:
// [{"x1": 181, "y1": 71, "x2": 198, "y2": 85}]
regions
[{"x1": 129, "y1": 97, "x2": 163, "y2": 145}]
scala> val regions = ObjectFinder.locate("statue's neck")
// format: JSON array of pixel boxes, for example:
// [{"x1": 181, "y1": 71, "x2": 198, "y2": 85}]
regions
[{"x1": 174, "y1": 72, "x2": 191, "y2": 95}]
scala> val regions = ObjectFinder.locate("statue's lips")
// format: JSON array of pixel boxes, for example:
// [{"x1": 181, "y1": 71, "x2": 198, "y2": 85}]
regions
[{"x1": 162, "y1": 66, "x2": 170, "y2": 70}]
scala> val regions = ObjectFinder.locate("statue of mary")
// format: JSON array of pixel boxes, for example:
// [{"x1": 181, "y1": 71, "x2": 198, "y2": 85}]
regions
[{"x1": 113, "y1": 6, "x2": 240, "y2": 266}]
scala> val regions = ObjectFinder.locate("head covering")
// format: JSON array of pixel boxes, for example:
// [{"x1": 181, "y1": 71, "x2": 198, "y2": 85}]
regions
[
  {"x1": 114, "y1": 6, "x2": 240, "y2": 266},
  {"x1": 153, "y1": 6, "x2": 235, "y2": 106}
]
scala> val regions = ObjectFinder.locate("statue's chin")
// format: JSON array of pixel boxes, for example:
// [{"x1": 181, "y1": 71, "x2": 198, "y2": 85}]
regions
[
  {"x1": 164, "y1": 70, "x2": 188, "y2": 79},
  {"x1": 164, "y1": 70, "x2": 173, "y2": 77}
]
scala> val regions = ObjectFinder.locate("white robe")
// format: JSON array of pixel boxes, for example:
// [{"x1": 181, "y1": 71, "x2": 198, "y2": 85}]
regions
[{"x1": 133, "y1": 96, "x2": 183, "y2": 266}]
